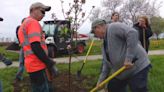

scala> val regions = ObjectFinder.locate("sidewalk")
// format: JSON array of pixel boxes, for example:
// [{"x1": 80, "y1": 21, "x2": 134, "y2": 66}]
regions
[
  {"x1": 0, "y1": 50, "x2": 164, "y2": 68},
  {"x1": 148, "y1": 50, "x2": 164, "y2": 55}
]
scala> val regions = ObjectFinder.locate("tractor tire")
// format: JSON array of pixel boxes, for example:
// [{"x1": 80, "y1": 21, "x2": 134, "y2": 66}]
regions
[
  {"x1": 48, "y1": 45, "x2": 57, "y2": 58},
  {"x1": 76, "y1": 44, "x2": 85, "y2": 54}
]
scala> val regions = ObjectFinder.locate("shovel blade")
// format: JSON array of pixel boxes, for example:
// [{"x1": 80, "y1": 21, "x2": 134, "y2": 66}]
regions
[{"x1": 77, "y1": 70, "x2": 81, "y2": 77}]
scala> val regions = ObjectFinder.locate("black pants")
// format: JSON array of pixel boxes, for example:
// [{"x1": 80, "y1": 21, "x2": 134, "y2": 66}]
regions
[
  {"x1": 29, "y1": 69, "x2": 53, "y2": 92},
  {"x1": 107, "y1": 65, "x2": 151, "y2": 92}
]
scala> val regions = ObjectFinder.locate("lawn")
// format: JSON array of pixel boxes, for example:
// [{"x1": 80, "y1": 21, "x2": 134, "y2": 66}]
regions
[
  {"x1": 0, "y1": 55, "x2": 163, "y2": 92},
  {"x1": 0, "y1": 39, "x2": 163, "y2": 61},
  {"x1": 0, "y1": 47, "x2": 19, "y2": 61},
  {"x1": 81, "y1": 39, "x2": 164, "y2": 56},
  {"x1": 149, "y1": 39, "x2": 164, "y2": 50}
]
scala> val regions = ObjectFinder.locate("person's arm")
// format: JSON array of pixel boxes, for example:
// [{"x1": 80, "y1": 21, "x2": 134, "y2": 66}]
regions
[
  {"x1": 97, "y1": 60, "x2": 110, "y2": 85},
  {"x1": 97, "y1": 48, "x2": 111, "y2": 84},
  {"x1": 31, "y1": 42, "x2": 55, "y2": 68},
  {"x1": 125, "y1": 28, "x2": 138, "y2": 61}
]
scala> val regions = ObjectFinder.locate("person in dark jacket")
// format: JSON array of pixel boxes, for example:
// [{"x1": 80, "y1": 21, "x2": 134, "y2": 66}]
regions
[
  {"x1": 15, "y1": 18, "x2": 26, "y2": 81},
  {"x1": 133, "y1": 16, "x2": 153, "y2": 53}
]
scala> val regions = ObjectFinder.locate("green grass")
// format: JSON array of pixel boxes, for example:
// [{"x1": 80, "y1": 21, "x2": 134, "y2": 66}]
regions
[
  {"x1": 0, "y1": 55, "x2": 164, "y2": 92},
  {"x1": 0, "y1": 47, "x2": 19, "y2": 61},
  {"x1": 148, "y1": 55, "x2": 164, "y2": 92},
  {"x1": 149, "y1": 40, "x2": 164, "y2": 50},
  {"x1": 84, "y1": 39, "x2": 164, "y2": 55},
  {"x1": 0, "y1": 39, "x2": 163, "y2": 61},
  {"x1": 85, "y1": 40, "x2": 102, "y2": 55}
]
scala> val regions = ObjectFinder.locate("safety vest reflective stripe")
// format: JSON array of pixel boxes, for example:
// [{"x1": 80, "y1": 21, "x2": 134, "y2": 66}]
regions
[
  {"x1": 24, "y1": 50, "x2": 33, "y2": 56},
  {"x1": 21, "y1": 19, "x2": 48, "y2": 56},
  {"x1": 22, "y1": 41, "x2": 29, "y2": 47},
  {"x1": 24, "y1": 49, "x2": 48, "y2": 56},
  {"x1": 22, "y1": 40, "x2": 46, "y2": 47},
  {"x1": 21, "y1": 32, "x2": 43, "y2": 47},
  {"x1": 40, "y1": 41, "x2": 46, "y2": 45},
  {"x1": 28, "y1": 32, "x2": 41, "y2": 38}
]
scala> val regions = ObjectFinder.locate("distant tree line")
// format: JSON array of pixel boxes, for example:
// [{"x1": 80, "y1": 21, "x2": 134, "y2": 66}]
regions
[{"x1": 89, "y1": 0, "x2": 164, "y2": 36}]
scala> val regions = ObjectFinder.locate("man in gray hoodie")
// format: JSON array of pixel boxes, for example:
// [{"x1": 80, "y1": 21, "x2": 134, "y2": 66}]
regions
[{"x1": 91, "y1": 19, "x2": 151, "y2": 92}]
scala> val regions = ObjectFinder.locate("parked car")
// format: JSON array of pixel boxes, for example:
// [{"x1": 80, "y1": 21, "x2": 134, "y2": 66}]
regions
[
  {"x1": 149, "y1": 33, "x2": 157, "y2": 40},
  {"x1": 158, "y1": 32, "x2": 164, "y2": 39}
]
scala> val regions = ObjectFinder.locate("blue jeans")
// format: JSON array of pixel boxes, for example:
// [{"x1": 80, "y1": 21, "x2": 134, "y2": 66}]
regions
[
  {"x1": 107, "y1": 65, "x2": 151, "y2": 92},
  {"x1": 29, "y1": 69, "x2": 53, "y2": 92},
  {"x1": 16, "y1": 48, "x2": 24, "y2": 80}
]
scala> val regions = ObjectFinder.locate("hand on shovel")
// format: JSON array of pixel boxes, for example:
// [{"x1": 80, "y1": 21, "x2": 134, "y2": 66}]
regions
[
  {"x1": 124, "y1": 59, "x2": 134, "y2": 69},
  {"x1": 96, "y1": 82, "x2": 108, "y2": 92},
  {"x1": 95, "y1": 83, "x2": 104, "y2": 91}
]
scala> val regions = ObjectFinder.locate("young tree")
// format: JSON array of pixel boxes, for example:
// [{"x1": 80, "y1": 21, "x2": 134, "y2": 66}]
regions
[{"x1": 58, "y1": 0, "x2": 95, "y2": 31}]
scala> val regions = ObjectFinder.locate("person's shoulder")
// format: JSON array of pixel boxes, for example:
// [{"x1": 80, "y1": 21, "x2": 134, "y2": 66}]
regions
[
  {"x1": 133, "y1": 23, "x2": 139, "y2": 27},
  {"x1": 23, "y1": 17, "x2": 38, "y2": 23},
  {"x1": 16, "y1": 25, "x2": 20, "y2": 32},
  {"x1": 16, "y1": 25, "x2": 20, "y2": 30},
  {"x1": 109, "y1": 22, "x2": 127, "y2": 28},
  {"x1": 28, "y1": 18, "x2": 38, "y2": 23},
  {"x1": 24, "y1": 17, "x2": 39, "y2": 26}
]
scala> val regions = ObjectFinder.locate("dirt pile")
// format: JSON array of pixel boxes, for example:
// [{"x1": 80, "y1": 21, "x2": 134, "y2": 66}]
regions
[{"x1": 13, "y1": 72, "x2": 95, "y2": 92}]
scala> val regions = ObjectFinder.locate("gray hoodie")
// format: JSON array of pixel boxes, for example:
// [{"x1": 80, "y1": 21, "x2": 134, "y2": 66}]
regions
[{"x1": 98, "y1": 22, "x2": 150, "y2": 83}]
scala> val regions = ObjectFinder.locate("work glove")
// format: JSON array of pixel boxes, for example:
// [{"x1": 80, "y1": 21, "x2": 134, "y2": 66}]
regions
[
  {"x1": 46, "y1": 59, "x2": 58, "y2": 77},
  {"x1": 46, "y1": 59, "x2": 56, "y2": 69}
]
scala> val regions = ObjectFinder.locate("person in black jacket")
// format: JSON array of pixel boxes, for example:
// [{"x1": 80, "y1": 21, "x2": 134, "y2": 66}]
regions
[
  {"x1": 14, "y1": 18, "x2": 26, "y2": 82},
  {"x1": 133, "y1": 16, "x2": 153, "y2": 53}
]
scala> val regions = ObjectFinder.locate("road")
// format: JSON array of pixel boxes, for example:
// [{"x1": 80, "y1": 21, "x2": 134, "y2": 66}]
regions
[{"x1": 0, "y1": 50, "x2": 164, "y2": 68}]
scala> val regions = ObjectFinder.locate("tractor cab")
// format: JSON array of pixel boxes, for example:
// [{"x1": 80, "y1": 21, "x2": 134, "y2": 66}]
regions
[{"x1": 43, "y1": 20, "x2": 88, "y2": 58}]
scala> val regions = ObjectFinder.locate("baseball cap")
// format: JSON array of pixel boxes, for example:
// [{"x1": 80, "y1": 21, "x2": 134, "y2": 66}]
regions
[
  {"x1": 30, "y1": 2, "x2": 51, "y2": 11},
  {"x1": 91, "y1": 19, "x2": 106, "y2": 33}
]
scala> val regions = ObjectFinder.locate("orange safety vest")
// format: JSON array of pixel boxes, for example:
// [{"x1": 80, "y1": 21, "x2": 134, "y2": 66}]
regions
[{"x1": 18, "y1": 16, "x2": 48, "y2": 73}]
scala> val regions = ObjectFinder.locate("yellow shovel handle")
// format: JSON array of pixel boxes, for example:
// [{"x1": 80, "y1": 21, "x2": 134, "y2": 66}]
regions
[
  {"x1": 90, "y1": 66, "x2": 126, "y2": 92},
  {"x1": 83, "y1": 39, "x2": 94, "y2": 63}
]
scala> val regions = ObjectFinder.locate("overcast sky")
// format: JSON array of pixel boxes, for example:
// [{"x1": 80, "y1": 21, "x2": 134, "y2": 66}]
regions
[
  {"x1": 0, "y1": 0, "x2": 164, "y2": 40},
  {"x1": 0, "y1": 0, "x2": 100, "y2": 39}
]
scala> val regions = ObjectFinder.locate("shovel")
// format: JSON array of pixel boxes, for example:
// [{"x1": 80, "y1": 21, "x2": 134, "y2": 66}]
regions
[
  {"x1": 77, "y1": 39, "x2": 94, "y2": 78},
  {"x1": 90, "y1": 58, "x2": 137, "y2": 92},
  {"x1": 90, "y1": 66, "x2": 126, "y2": 92}
]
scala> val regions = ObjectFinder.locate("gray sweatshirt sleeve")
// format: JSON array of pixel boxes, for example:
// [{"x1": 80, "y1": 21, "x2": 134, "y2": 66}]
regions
[
  {"x1": 97, "y1": 47, "x2": 111, "y2": 84},
  {"x1": 125, "y1": 28, "x2": 138, "y2": 62}
]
